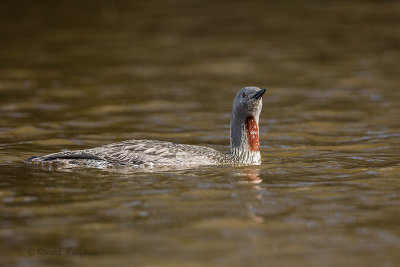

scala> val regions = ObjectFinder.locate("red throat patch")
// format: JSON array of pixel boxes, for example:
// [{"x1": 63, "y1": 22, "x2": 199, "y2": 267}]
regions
[{"x1": 245, "y1": 116, "x2": 260, "y2": 151}]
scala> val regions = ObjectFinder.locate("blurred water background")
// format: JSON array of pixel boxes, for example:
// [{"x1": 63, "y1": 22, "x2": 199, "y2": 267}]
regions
[{"x1": 1, "y1": 0, "x2": 400, "y2": 266}]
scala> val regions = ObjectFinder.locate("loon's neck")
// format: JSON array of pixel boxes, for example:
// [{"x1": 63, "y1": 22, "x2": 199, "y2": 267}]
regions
[{"x1": 229, "y1": 114, "x2": 261, "y2": 164}]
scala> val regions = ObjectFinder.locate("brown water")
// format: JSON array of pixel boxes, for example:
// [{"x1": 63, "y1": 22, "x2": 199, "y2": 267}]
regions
[{"x1": 1, "y1": 0, "x2": 400, "y2": 266}]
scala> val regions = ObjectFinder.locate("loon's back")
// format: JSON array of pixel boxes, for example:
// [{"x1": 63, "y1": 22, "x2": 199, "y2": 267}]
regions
[{"x1": 29, "y1": 139, "x2": 230, "y2": 170}]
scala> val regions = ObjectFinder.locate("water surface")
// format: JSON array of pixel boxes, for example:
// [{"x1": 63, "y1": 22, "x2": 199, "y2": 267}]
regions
[{"x1": 1, "y1": 0, "x2": 400, "y2": 266}]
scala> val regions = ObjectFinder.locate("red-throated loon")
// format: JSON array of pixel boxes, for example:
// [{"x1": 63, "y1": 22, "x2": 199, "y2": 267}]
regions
[{"x1": 29, "y1": 86, "x2": 267, "y2": 170}]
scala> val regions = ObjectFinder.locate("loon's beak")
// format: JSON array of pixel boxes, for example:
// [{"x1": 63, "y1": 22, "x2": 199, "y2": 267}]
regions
[{"x1": 252, "y1": 88, "x2": 267, "y2": 100}]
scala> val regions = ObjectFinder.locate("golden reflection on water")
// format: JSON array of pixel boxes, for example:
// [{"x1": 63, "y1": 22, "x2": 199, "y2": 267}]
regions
[
  {"x1": 245, "y1": 167, "x2": 262, "y2": 184},
  {"x1": 1, "y1": 0, "x2": 400, "y2": 266}
]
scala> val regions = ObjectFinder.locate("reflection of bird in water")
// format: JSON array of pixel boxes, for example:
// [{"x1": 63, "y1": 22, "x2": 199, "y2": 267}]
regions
[
  {"x1": 245, "y1": 167, "x2": 263, "y2": 184},
  {"x1": 234, "y1": 167, "x2": 264, "y2": 223},
  {"x1": 29, "y1": 87, "x2": 266, "y2": 170}
]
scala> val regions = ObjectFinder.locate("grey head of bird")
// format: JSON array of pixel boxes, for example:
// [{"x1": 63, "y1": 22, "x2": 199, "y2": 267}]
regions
[{"x1": 232, "y1": 86, "x2": 266, "y2": 119}]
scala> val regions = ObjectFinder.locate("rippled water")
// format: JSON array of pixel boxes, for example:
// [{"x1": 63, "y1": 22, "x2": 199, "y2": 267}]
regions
[{"x1": 1, "y1": 0, "x2": 400, "y2": 266}]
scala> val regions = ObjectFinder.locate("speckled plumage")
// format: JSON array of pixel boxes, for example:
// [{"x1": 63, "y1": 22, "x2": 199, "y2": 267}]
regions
[
  {"x1": 30, "y1": 139, "x2": 232, "y2": 170},
  {"x1": 29, "y1": 86, "x2": 266, "y2": 171}
]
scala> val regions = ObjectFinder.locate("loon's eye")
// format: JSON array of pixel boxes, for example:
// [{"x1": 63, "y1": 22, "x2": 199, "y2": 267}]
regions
[{"x1": 242, "y1": 92, "x2": 246, "y2": 97}]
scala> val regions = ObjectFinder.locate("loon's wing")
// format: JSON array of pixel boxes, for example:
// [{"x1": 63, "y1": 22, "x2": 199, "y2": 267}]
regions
[{"x1": 29, "y1": 139, "x2": 223, "y2": 169}]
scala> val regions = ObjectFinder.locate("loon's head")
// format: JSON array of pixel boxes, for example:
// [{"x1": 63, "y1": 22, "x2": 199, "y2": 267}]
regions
[{"x1": 232, "y1": 86, "x2": 266, "y2": 118}]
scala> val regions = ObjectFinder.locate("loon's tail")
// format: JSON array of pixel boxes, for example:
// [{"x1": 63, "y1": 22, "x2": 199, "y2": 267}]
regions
[
  {"x1": 28, "y1": 155, "x2": 40, "y2": 162},
  {"x1": 27, "y1": 151, "x2": 114, "y2": 169}
]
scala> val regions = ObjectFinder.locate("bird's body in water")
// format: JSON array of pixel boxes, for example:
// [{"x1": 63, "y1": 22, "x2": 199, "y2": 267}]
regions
[{"x1": 29, "y1": 86, "x2": 267, "y2": 171}]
